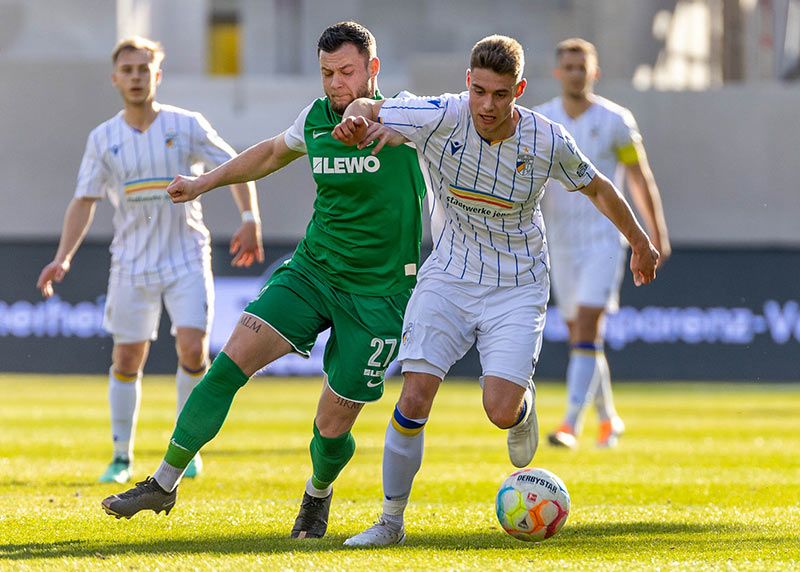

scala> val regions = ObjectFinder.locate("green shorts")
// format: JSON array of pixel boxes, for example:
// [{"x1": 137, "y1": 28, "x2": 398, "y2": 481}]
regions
[{"x1": 244, "y1": 260, "x2": 411, "y2": 403}]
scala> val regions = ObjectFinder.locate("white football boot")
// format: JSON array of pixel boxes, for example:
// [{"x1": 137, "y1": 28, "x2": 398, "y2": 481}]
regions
[{"x1": 343, "y1": 518, "x2": 406, "y2": 547}]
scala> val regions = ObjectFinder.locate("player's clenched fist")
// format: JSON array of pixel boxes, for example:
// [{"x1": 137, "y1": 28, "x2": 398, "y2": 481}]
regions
[
  {"x1": 332, "y1": 116, "x2": 370, "y2": 146},
  {"x1": 333, "y1": 116, "x2": 407, "y2": 155},
  {"x1": 167, "y1": 175, "x2": 203, "y2": 203}
]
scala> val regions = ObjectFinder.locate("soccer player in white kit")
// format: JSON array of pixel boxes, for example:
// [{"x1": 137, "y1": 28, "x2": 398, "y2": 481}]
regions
[
  {"x1": 331, "y1": 35, "x2": 660, "y2": 547},
  {"x1": 537, "y1": 38, "x2": 671, "y2": 450},
  {"x1": 36, "y1": 37, "x2": 263, "y2": 484}
]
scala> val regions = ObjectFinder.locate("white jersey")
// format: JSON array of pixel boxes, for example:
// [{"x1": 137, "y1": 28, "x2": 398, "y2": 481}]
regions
[
  {"x1": 74, "y1": 105, "x2": 236, "y2": 286},
  {"x1": 536, "y1": 96, "x2": 641, "y2": 251},
  {"x1": 378, "y1": 91, "x2": 596, "y2": 288}
]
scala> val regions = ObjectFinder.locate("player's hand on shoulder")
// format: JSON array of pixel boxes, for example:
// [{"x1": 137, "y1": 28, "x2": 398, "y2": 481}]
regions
[
  {"x1": 36, "y1": 259, "x2": 70, "y2": 299},
  {"x1": 630, "y1": 240, "x2": 659, "y2": 286},
  {"x1": 167, "y1": 175, "x2": 201, "y2": 203}
]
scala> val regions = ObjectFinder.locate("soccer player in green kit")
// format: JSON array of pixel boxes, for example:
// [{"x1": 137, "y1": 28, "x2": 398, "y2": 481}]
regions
[{"x1": 101, "y1": 21, "x2": 426, "y2": 539}]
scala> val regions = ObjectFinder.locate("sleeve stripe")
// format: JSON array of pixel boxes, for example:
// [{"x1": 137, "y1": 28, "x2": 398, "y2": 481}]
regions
[
  {"x1": 616, "y1": 142, "x2": 640, "y2": 165},
  {"x1": 382, "y1": 105, "x2": 442, "y2": 110},
  {"x1": 382, "y1": 121, "x2": 425, "y2": 128},
  {"x1": 558, "y1": 162, "x2": 577, "y2": 187}
]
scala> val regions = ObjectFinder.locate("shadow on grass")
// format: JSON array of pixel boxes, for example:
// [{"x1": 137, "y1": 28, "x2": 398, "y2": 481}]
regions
[{"x1": 1, "y1": 521, "x2": 784, "y2": 561}]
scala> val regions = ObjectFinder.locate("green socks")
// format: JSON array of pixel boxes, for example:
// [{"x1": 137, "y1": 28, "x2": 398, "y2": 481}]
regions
[
  {"x1": 164, "y1": 351, "x2": 250, "y2": 469},
  {"x1": 309, "y1": 421, "x2": 356, "y2": 490}
]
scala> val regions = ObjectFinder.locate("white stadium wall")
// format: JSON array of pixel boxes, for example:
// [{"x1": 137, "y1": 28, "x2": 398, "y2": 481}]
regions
[{"x1": 1, "y1": 63, "x2": 798, "y2": 246}]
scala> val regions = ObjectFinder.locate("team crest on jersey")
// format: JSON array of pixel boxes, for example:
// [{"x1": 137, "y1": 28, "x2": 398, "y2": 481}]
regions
[
  {"x1": 516, "y1": 153, "x2": 535, "y2": 177},
  {"x1": 164, "y1": 131, "x2": 178, "y2": 148}
]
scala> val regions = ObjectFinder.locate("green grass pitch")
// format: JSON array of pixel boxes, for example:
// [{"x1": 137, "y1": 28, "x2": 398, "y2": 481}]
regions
[{"x1": 1, "y1": 374, "x2": 799, "y2": 571}]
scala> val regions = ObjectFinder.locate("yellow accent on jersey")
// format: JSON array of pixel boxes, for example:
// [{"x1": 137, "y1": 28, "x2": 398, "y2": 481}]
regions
[{"x1": 616, "y1": 143, "x2": 640, "y2": 165}]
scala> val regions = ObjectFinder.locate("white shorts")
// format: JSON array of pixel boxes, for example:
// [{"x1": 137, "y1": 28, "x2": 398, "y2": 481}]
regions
[
  {"x1": 549, "y1": 244, "x2": 626, "y2": 321},
  {"x1": 103, "y1": 270, "x2": 214, "y2": 344},
  {"x1": 398, "y1": 260, "x2": 548, "y2": 388}
]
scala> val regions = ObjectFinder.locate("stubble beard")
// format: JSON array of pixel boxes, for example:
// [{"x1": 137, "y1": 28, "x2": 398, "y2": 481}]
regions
[{"x1": 329, "y1": 82, "x2": 374, "y2": 115}]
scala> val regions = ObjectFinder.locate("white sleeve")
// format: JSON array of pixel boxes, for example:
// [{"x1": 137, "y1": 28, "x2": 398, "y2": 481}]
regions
[
  {"x1": 74, "y1": 130, "x2": 110, "y2": 199},
  {"x1": 283, "y1": 102, "x2": 314, "y2": 153},
  {"x1": 550, "y1": 123, "x2": 597, "y2": 191},
  {"x1": 377, "y1": 91, "x2": 460, "y2": 145},
  {"x1": 613, "y1": 109, "x2": 643, "y2": 165},
  {"x1": 189, "y1": 113, "x2": 237, "y2": 169}
]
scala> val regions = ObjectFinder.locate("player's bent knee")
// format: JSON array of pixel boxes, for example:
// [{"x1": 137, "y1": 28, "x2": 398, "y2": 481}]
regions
[
  {"x1": 486, "y1": 408, "x2": 520, "y2": 430},
  {"x1": 483, "y1": 390, "x2": 523, "y2": 429},
  {"x1": 177, "y1": 343, "x2": 207, "y2": 370},
  {"x1": 112, "y1": 342, "x2": 148, "y2": 374}
]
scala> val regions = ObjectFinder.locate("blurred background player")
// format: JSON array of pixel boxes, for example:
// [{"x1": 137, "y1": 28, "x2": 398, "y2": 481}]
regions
[
  {"x1": 101, "y1": 22, "x2": 427, "y2": 540},
  {"x1": 537, "y1": 38, "x2": 670, "y2": 449},
  {"x1": 332, "y1": 34, "x2": 659, "y2": 547},
  {"x1": 36, "y1": 36, "x2": 263, "y2": 483}
]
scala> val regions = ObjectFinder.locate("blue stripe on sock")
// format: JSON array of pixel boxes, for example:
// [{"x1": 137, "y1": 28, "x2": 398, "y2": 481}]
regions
[
  {"x1": 393, "y1": 405, "x2": 426, "y2": 430},
  {"x1": 514, "y1": 399, "x2": 528, "y2": 426},
  {"x1": 572, "y1": 342, "x2": 602, "y2": 352}
]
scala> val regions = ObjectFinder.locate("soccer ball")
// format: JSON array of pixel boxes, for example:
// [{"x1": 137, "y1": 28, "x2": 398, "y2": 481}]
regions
[{"x1": 495, "y1": 467, "x2": 570, "y2": 542}]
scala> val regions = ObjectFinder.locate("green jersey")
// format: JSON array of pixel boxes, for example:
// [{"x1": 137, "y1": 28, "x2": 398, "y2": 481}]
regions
[{"x1": 283, "y1": 93, "x2": 426, "y2": 296}]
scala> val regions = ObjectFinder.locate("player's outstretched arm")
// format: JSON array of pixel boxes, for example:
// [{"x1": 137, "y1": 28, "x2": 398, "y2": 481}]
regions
[
  {"x1": 36, "y1": 197, "x2": 98, "y2": 298},
  {"x1": 167, "y1": 133, "x2": 304, "y2": 203},
  {"x1": 580, "y1": 174, "x2": 659, "y2": 286},
  {"x1": 625, "y1": 143, "x2": 671, "y2": 267}
]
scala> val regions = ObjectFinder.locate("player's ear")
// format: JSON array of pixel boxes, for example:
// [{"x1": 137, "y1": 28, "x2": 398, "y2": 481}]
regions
[
  {"x1": 369, "y1": 56, "x2": 380, "y2": 78},
  {"x1": 155, "y1": 67, "x2": 163, "y2": 86},
  {"x1": 465, "y1": 69, "x2": 471, "y2": 89},
  {"x1": 515, "y1": 78, "x2": 527, "y2": 98}
]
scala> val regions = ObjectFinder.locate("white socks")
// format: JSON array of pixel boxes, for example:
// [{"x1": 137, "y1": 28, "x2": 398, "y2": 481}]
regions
[
  {"x1": 108, "y1": 368, "x2": 142, "y2": 461},
  {"x1": 593, "y1": 353, "x2": 617, "y2": 421},
  {"x1": 381, "y1": 405, "x2": 427, "y2": 525},
  {"x1": 305, "y1": 477, "x2": 333, "y2": 499},
  {"x1": 153, "y1": 459, "x2": 185, "y2": 492},
  {"x1": 564, "y1": 344, "x2": 602, "y2": 432}
]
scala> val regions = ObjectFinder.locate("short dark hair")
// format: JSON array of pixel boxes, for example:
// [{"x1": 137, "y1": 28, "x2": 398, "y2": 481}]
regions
[
  {"x1": 317, "y1": 21, "x2": 376, "y2": 58},
  {"x1": 470, "y1": 35, "x2": 525, "y2": 81}
]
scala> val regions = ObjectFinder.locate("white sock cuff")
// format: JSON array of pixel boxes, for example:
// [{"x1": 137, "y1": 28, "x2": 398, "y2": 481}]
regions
[
  {"x1": 153, "y1": 460, "x2": 185, "y2": 492},
  {"x1": 305, "y1": 477, "x2": 332, "y2": 498},
  {"x1": 383, "y1": 497, "x2": 408, "y2": 516}
]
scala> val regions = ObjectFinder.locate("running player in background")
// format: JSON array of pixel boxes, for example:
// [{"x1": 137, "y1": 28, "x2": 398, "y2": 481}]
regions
[
  {"x1": 101, "y1": 22, "x2": 427, "y2": 540},
  {"x1": 332, "y1": 34, "x2": 659, "y2": 547},
  {"x1": 36, "y1": 36, "x2": 263, "y2": 484},
  {"x1": 537, "y1": 38, "x2": 670, "y2": 450}
]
